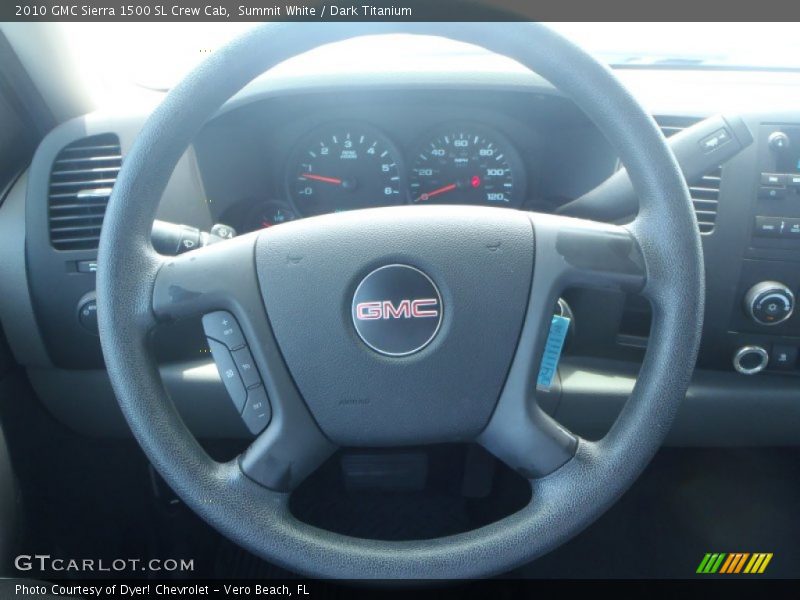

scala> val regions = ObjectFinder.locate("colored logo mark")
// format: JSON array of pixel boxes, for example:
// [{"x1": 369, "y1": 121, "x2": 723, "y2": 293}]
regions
[{"x1": 696, "y1": 552, "x2": 773, "y2": 574}]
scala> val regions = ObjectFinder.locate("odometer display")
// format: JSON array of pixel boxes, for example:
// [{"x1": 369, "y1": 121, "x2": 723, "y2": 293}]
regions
[
  {"x1": 409, "y1": 127, "x2": 524, "y2": 207},
  {"x1": 287, "y1": 123, "x2": 404, "y2": 216}
]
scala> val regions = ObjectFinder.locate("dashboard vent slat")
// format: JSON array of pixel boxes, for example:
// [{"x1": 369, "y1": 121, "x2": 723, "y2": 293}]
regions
[
  {"x1": 48, "y1": 134, "x2": 121, "y2": 251},
  {"x1": 656, "y1": 118, "x2": 723, "y2": 235}
]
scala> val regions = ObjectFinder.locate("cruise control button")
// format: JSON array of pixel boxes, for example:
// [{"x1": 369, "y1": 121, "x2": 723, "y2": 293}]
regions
[
  {"x1": 232, "y1": 346, "x2": 261, "y2": 389},
  {"x1": 202, "y1": 311, "x2": 245, "y2": 349},
  {"x1": 242, "y1": 386, "x2": 271, "y2": 435},
  {"x1": 207, "y1": 339, "x2": 247, "y2": 412}
]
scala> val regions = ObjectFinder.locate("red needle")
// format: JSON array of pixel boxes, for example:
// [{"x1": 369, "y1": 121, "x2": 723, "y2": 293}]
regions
[
  {"x1": 417, "y1": 183, "x2": 457, "y2": 202},
  {"x1": 301, "y1": 173, "x2": 342, "y2": 185}
]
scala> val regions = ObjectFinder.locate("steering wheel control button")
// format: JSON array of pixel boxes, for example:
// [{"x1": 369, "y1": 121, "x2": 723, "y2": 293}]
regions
[
  {"x1": 733, "y1": 345, "x2": 769, "y2": 375},
  {"x1": 202, "y1": 311, "x2": 245, "y2": 349},
  {"x1": 242, "y1": 386, "x2": 272, "y2": 435},
  {"x1": 232, "y1": 346, "x2": 261, "y2": 389},
  {"x1": 351, "y1": 264, "x2": 443, "y2": 357},
  {"x1": 770, "y1": 345, "x2": 798, "y2": 370},
  {"x1": 744, "y1": 281, "x2": 795, "y2": 326},
  {"x1": 207, "y1": 339, "x2": 247, "y2": 412}
]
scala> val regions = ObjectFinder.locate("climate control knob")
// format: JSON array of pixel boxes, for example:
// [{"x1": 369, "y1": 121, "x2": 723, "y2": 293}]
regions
[{"x1": 744, "y1": 281, "x2": 795, "y2": 326}]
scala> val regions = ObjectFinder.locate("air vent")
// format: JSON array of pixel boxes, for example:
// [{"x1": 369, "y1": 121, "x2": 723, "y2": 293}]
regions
[
  {"x1": 48, "y1": 133, "x2": 121, "y2": 250},
  {"x1": 656, "y1": 117, "x2": 722, "y2": 234}
]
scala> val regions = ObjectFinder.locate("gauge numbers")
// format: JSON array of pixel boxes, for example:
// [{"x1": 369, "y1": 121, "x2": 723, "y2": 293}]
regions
[
  {"x1": 287, "y1": 123, "x2": 405, "y2": 217},
  {"x1": 409, "y1": 127, "x2": 524, "y2": 208}
]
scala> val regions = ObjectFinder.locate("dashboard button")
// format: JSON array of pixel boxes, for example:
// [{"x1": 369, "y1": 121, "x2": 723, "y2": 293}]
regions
[
  {"x1": 77, "y1": 260, "x2": 98, "y2": 273},
  {"x1": 782, "y1": 218, "x2": 800, "y2": 238},
  {"x1": 207, "y1": 338, "x2": 247, "y2": 412},
  {"x1": 232, "y1": 346, "x2": 261, "y2": 389},
  {"x1": 744, "y1": 281, "x2": 795, "y2": 326},
  {"x1": 753, "y1": 216, "x2": 784, "y2": 237},
  {"x1": 761, "y1": 173, "x2": 787, "y2": 186},
  {"x1": 788, "y1": 175, "x2": 800, "y2": 187},
  {"x1": 77, "y1": 295, "x2": 98, "y2": 334},
  {"x1": 768, "y1": 131, "x2": 791, "y2": 152},
  {"x1": 202, "y1": 311, "x2": 245, "y2": 350},
  {"x1": 759, "y1": 186, "x2": 787, "y2": 200},
  {"x1": 770, "y1": 345, "x2": 798, "y2": 370},
  {"x1": 242, "y1": 386, "x2": 271, "y2": 435}
]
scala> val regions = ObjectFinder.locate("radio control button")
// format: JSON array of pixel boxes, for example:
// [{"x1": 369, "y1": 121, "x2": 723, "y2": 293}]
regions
[
  {"x1": 207, "y1": 339, "x2": 247, "y2": 412},
  {"x1": 232, "y1": 346, "x2": 261, "y2": 389}
]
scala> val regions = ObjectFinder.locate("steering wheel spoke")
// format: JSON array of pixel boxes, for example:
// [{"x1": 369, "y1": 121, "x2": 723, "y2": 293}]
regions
[
  {"x1": 479, "y1": 212, "x2": 646, "y2": 479},
  {"x1": 151, "y1": 232, "x2": 262, "y2": 322},
  {"x1": 151, "y1": 232, "x2": 337, "y2": 492}
]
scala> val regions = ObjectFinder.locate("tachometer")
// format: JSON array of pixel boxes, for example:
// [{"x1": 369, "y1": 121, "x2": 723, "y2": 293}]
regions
[
  {"x1": 409, "y1": 126, "x2": 525, "y2": 207},
  {"x1": 287, "y1": 123, "x2": 405, "y2": 216}
]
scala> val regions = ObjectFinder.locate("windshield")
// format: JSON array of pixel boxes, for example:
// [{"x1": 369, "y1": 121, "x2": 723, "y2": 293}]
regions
[{"x1": 51, "y1": 22, "x2": 800, "y2": 98}]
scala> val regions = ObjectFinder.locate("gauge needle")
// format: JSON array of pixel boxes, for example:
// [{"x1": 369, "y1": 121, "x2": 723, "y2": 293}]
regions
[
  {"x1": 301, "y1": 172, "x2": 342, "y2": 185},
  {"x1": 417, "y1": 183, "x2": 457, "y2": 202}
]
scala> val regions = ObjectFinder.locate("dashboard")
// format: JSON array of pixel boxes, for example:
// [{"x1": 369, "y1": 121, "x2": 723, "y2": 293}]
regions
[
  {"x1": 3, "y1": 64, "x2": 800, "y2": 447},
  {"x1": 192, "y1": 89, "x2": 616, "y2": 234}
]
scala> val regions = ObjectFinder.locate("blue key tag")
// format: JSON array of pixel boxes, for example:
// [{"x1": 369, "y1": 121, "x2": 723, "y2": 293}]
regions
[{"x1": 536, "y1": 315, "x2": 570, "y2": 392}]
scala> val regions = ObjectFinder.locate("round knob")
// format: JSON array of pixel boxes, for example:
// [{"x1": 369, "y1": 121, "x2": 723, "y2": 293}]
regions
[
  {"x1": 77, "y1": 291, "x2": 98, "y2": 335},
  {"x1": 768, "y1": 131, "x2": 791, "y2": 152},
  {"x1": 733, "y1": 345, "x2": 769, "y2": 375},
  {"x1": 744, "y1": 281, "x2": 795, "y2": 326}
]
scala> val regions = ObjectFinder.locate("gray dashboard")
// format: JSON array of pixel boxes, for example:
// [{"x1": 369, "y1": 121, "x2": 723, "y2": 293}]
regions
[{"x1": 2, "y1": 66, "x2": 800, "y2": 444}]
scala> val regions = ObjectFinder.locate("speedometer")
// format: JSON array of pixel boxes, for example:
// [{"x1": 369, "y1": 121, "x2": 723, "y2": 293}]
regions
[
  {"x1": 409, "y1": 126, "x2": 525, "y2": 207},
  {"x1": 287, "y1": 123, "x2": 405, "y2": 217}
]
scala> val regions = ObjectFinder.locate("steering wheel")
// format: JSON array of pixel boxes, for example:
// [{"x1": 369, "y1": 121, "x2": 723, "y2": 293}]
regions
[{"x1": 97, "y1": 23, "x2": 704, "y2": 578}]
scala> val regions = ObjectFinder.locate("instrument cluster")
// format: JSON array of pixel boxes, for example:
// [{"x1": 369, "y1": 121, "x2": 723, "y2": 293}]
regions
[{"x1": 239, "y1": 120, "x2": 526, "y2": 232}]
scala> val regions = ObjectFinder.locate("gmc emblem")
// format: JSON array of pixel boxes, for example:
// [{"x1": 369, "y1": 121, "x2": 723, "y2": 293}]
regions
[
  {"x1": 355, "y1": 298, "x2": 439, "y2": 321},
  {"x1": 351, "y1": 264, "x2": 443, "y2": 356}
]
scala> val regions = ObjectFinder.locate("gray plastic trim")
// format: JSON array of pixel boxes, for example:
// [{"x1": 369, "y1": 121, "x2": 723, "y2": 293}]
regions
[
  {"x1": 0, "y1": 423, "x2": 17, "y2": 573},
  {"x1": 0, "y1": 172, "x2": 51, "y2": 368},
  {"x1": 556, "y1": 357, "x2": 800, "y2": 446},
  {"x1": 27, "y1": 361, "x2": 248, "y2": 438}
]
